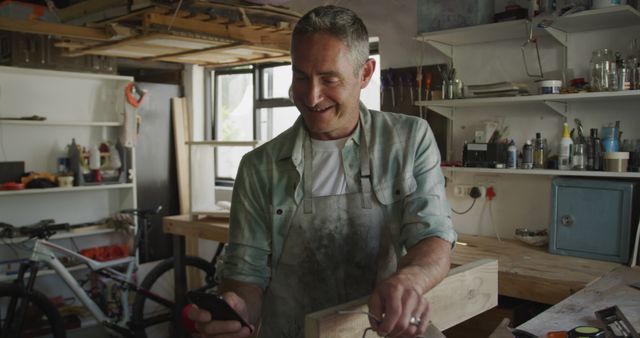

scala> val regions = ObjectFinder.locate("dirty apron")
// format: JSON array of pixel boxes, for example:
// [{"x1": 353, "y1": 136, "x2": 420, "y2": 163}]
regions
[{"x1": 259, "y1": 125, "x2": 398, "y2": 338}]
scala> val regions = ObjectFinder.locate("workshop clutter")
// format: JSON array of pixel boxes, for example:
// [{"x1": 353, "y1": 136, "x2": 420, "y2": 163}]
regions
[
  {"x1": 66, "y1": 138, "x2": 129, "y2": 186},
  {"x1": 462, "y1": 119, "x2": 640, "y2": 172},
  {"x1": 80, "y1": 244, "x2": 129, "y2": 262}
]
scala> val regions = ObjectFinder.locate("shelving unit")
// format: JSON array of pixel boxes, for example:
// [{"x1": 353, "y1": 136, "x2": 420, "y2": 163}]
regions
[
  {"x1": 416, "y1": 5, "x2": 640, "y2": 56},
  {"x1": 442, "y1": 166, "x2": 640, "y2": 179},
  {"x1": 416, "y1": 90, "x2": 640, "y2": 119},
  {"x1": 0, "y1": 183, "x2": 134, "y2": 196},
  {"x1": 0, "y1": 66, "x2": 137, "y2": 299}
]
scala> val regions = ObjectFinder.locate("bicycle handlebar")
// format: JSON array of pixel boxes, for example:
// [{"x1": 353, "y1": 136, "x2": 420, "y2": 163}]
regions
[{"x1": 0, "y1": 220, "x2": 70, "y2": 239}]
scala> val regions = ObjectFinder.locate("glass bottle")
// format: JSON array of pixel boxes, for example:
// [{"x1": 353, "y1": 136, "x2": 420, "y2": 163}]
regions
[
  {"x1": 590, "y1": 48, "x2": 616, "y2": 91},
  {"x1": 522, "y1": 139, "x2": 534, "y2": 169},
  {"x1": 592, "y1": 129, "x2": 603, "y2": 171},
  {"x1": 533, "y1": 132, "x2": 546, "y2": 169}
]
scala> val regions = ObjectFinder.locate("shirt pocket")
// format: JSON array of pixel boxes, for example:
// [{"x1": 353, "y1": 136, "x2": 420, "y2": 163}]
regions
[{"x1": 373, "y1": 173, "x2": 417, "y2": 205}]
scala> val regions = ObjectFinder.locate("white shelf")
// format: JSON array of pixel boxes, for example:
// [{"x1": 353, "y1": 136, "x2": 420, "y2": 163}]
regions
[
  {"x1": 416, "y1": 5, "x2": 640, "y2": 55},
  {"x1": 443, "y1": 166, "x2": 640, "y2": 178},
  {"x1": 0, "y1": 65, "x2": 133, "y2": 82},
  {"x1": 416, "y1": 90, "x2": 640, "y2": 119},
  {"x1": 0, "y1": 120, "x2": 122, "y2": 127},
  {"x1": 3, "y1": 228, "x2": 117, "y2": 244},
  {"x1": 0, "y1": 183, "x2": 134, "y2": 196},
  {"x1": 0, "y1": 264, "x2": 88, "y2": 283},
  {"x1": 417, "y1": 90, "x2": 640, "y2": 107}
]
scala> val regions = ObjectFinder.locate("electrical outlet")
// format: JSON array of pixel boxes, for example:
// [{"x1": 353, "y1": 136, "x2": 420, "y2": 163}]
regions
[{"x1": 453, "y1": 184, "x2": 485, "y2": 198}]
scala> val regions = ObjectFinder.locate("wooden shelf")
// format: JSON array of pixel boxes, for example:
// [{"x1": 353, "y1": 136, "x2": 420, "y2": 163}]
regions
[
  {"x1": 0, "y1": 183, "x2": 134, "y2": 196},
  {"x1": 443, "y1": 166, "x2": 640, "y2": 179}
]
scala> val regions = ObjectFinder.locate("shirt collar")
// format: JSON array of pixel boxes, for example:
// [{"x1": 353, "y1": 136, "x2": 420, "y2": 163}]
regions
[{"x1": 279, "y1": 102, "x2": 371, "y2": 166}]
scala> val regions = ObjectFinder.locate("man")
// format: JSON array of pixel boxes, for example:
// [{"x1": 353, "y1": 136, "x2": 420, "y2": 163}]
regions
[{"x1": 188, "y1": 5, "x2": 455, "y2": 338}]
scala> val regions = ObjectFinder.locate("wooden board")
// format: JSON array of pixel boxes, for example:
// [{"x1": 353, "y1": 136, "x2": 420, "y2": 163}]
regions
[
  {"x1": 163, "y1": 214, "x2": 229, "y2": 243},
  {"x1": 517, "y1": 265, "x2": 640, "y2": 336},
  {"x1": 304, "y1": 258, "x2": 499, "y2": 338},
  {"x1": 172, "y1": 97, "x2": 190, "y2": 215},
  {"x1": 452, "y1": 234, "x2": 620, "y2": 304}
]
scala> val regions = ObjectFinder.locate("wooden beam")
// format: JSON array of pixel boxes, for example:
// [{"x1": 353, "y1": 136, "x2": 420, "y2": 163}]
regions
[
  {"x1": 0, "y1": 17, "x2": 112, "y2": 41},
  {"x1": 57, "y1": 0, "x2": 128, "y2": 21},
  {"x1": 146, "y1": 42, "x2": 245, "y2": 62},
  {"x1": 304, "y1": 259, "x2": 499, "y2": 338},
  {"x1": 143, "y1": 12, "x2": 291, "y2": 51}
]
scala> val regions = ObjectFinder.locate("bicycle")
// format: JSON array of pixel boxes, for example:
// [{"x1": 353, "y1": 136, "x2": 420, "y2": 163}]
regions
[{"x1": 0, "y1": 207, "x2": 218, "y2": 338}]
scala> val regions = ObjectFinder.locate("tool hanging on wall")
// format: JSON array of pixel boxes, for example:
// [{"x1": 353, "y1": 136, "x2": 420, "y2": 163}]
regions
[
  {"x1": 522, "y1": 2, "x2": 544, "y2": 78},
  {"x1": 121, "y1": 82, "x2": 147, "y2": 148}
]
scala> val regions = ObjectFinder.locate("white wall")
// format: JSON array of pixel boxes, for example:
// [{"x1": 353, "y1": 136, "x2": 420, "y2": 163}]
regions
[{"x1": 286, "y1": 1, "x2": 640, "y2": 239}]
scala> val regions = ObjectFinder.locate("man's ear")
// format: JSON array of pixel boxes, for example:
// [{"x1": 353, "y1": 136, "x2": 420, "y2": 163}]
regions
[{"x1": 360, "y1": 58, "x2": 376, "y2": 89}]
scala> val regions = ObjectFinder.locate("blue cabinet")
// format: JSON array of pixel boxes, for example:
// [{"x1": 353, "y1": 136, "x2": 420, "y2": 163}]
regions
[{"x1": 550, "y1": 178, "x2": 639, "y2": 264}]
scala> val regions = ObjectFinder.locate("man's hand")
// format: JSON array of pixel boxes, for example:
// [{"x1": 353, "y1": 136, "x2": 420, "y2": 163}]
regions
[
  {"x1": 367, "y1": 236, "x2": 452, "y2": 338},
  {"x1": 188, "y1": 291, "x2": 254, "y2": 337}
]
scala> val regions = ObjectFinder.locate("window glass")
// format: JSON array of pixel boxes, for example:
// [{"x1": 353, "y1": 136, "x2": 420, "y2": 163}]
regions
[
  {"x1": 215, "y1": 72, "x2": 253, "y2": 179},
  {"x1": 216, "y1": 73, "x2": 254, "y2": 141},
  {"x1": 261, "y1": 65, "x2": 292, "y2": 99}
]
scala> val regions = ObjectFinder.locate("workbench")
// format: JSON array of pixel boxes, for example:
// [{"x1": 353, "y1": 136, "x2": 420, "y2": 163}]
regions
[
  {"x1": 162, "y1": 215, "x2": 624, "y2": 335},
  {"x1": 516, "y1": 265, "x2": 640, "y2": 336}
]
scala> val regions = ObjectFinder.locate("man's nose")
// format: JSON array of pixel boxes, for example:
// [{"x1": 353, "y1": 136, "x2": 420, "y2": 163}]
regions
[{"x1": 304, "y1": 80, "x2": 323, "y2": 107}]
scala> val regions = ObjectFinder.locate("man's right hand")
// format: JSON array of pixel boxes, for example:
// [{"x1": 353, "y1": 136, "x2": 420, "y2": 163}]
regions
[{"x1": 187, "y1": 291, "x2": 254, "y2": 337}]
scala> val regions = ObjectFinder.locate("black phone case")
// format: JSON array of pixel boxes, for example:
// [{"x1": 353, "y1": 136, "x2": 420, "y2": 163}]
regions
[{"x1": 187, "y1": 291, "x2": 253, "y2": 332}]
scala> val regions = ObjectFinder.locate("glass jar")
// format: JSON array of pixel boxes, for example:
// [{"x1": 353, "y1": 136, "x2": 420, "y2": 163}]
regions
[{"x1": 590, "y1": 48, "x2": 616, "y2": 91}]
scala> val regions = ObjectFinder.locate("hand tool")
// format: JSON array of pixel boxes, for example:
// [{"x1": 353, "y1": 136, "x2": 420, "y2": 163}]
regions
[
  {"x1": 595, "y1": 305, "x2": 639, "y2": 338},
  {"x1": 188, "y1": 291, "x2": 253, "y2": 332}
]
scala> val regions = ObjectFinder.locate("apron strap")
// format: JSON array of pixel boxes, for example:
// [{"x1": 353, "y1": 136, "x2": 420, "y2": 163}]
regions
[
  {"x1": 358, "y1": 121, "x2": 372, "y2": 209},
  {"x1": 303, "y1": 136, "x2": 314, "y2": 214}
]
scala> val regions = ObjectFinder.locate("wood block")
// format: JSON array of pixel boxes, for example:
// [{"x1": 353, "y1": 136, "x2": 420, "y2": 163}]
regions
[{"x1": 304, "y1": 258, "x2": 498, "y2": 338}]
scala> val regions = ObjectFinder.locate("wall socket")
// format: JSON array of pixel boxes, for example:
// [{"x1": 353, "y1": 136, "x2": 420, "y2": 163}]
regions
[{"x1": 453, "y1": 184, "x2": 486, "y2": 198}]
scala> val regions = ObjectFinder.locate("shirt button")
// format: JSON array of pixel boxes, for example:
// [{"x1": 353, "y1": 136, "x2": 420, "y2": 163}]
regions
[
  {"x1": 395, "y1": 189, "x2": 401, "y2": 195},
  {"x1": 276, "y1": 209, "x2": 283, "y2": 215}
]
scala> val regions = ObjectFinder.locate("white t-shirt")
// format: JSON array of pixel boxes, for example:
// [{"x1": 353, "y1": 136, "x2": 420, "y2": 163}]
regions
[{"x1": 311, "y1": 136, "x2": 349, "y2": 196}]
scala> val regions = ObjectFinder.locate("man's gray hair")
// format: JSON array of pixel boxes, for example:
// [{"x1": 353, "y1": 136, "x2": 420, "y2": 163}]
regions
[{"x1": 292, "y1": 5, "x2": 370, "y2": 73}]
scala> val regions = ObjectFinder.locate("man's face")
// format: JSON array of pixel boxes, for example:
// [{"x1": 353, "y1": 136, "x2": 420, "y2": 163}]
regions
[{"x1": 291, "y1": 33, "x2": 375, "y2": 140}]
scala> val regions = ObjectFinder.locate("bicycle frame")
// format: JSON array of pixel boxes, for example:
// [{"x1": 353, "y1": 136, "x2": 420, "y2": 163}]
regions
[{"x1": 11, "y1": 237, "x2": 174, "y2": 336}]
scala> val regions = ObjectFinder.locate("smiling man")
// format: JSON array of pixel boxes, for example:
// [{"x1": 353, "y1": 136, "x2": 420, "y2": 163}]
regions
[{"x1": 188, "y1": 5, "x2": 456, "y2": 338}]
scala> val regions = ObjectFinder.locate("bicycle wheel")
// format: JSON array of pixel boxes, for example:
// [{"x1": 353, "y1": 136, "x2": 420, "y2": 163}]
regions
[
  {"x1": 131, "y1": 256, "x2": 215, "y2": 338},
  {"x1": 0, "y1": 283, "x2": 66, "y2": 338}
]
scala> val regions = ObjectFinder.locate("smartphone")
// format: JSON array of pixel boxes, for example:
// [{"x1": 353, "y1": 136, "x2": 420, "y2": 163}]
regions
[{"x1": 187, "y1": 290, "x2": 253, "y2": 332}]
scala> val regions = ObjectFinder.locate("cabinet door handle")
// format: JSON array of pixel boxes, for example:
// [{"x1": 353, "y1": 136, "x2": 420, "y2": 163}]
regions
[{"x1": 561, "y1": 215, "x2": 574, "y2": 226}]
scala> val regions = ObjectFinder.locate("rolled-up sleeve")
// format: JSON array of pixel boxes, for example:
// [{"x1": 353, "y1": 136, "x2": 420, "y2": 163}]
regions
[
  {"x1": 401, "y1": 121, "x2": 456, "y2": 249},
  {"x1": 216, "y1": 155, "x2": 272, "y2": 289}
]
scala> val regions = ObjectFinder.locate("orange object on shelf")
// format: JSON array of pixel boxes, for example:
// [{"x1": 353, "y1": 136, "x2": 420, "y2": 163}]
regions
[{"x1": 80, "y1": 244, "x2": 129, "y2": 262}]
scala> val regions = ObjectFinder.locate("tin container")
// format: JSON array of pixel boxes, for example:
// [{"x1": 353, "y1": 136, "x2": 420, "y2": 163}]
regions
[{"x1": 604, "y1": 152, "x2": 629, "y2": 172}]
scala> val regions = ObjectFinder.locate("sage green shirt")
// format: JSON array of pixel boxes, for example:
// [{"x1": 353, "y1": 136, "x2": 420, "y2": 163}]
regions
[{"x1": 218, "y1": 104, "x2": 456, "y2": 289}]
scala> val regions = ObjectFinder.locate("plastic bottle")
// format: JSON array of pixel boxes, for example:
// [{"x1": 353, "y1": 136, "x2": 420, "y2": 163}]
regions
[
  {"x1": 522, "y1": 140, "x2": 534, "y2": 169},
  {"x1": 559, "y1": 122, "x2": 573, "y2": 170},
  {"x1": 533, "y1": 132, "x2": 546, "y2": 169},
  {"x1": 507, "y1": 139, "x2": 517, "y2": 169}
]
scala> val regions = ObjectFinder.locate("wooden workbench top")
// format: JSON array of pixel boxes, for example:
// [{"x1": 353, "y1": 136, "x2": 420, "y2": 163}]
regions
[
  {"x1": 163, "y1": 214, "x2": 229, "y2": 243},
  {"x1": 452, "y1": 234, "x2": 621, "y2": 305}
]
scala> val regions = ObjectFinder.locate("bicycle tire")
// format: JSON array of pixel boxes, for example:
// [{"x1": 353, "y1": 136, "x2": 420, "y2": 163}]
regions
[
  {"x1": 0, "y1": 283, "x2": 67, "y2": 338},
  {"x1": 131, "y1": 256, "x2": 215, "y2": 338}
]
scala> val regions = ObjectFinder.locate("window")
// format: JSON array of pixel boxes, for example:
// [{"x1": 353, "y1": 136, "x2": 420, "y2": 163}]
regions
[{"x1": 209, "y1": 52, "x2": 380, "y2": 184}]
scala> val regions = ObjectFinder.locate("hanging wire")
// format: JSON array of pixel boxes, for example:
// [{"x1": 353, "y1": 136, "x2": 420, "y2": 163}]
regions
[
  {"x1": 451, "y1": 198, "x2": 477, "y2": 215},
  {"x1": 167, "y1": 0, "x2": 185, "y2": 31}
]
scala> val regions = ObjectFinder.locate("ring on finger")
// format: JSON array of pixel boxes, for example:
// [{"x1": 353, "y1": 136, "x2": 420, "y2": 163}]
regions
[{"x1": 409, "y1": 316, "x2": 421, "y2": 326}]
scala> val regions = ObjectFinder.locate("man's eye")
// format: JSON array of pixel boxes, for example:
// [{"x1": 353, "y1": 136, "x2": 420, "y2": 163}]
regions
[{"x1": 323, "y1": 77, "x2": 340, "y2": 84}]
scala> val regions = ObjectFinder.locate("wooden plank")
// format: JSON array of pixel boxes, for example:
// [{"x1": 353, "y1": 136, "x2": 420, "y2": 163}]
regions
[
  {"x1": 0, "y1": 17, "x2": 112, "y2": 41},
  {"x1": 57, "y1": 0, "x2": 128, "y2": 21},
  {"x1": 148, "y1": 42, "x2": 245, "y2": 62},
  {"x1": 143, "y1": 12, "x2": 291, "y2": 51},
  {"x1": 304, "y1": 259, "x2": 499, "y2": 338},
  {"x1": 517, "y1": 265, "x2": 640, "y2": 336},
  {"x1": 172, "y1": 97, "x2": 190, "y2": 216},
  {"x1": 452, "y1": 234, "x2": 620, "y2": 304}
]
